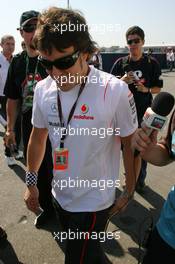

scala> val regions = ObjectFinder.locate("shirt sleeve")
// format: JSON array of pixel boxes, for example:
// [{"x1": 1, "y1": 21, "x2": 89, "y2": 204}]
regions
[
  {"x1": 149, "y1": 58, "x2": 163, "y2": 88},
  {"x1": 4, "y1": 56, "x2": 22, "y2": 99},
  {"x1": 31, "y1": 84, "x2": 47, "y2": 128},
  {"x1": 113, "y1": 82, "x2": 138, "y2": 137}
]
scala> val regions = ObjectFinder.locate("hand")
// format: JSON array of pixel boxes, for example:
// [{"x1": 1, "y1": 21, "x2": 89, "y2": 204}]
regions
[
  {"x1": 121, "y1": 71, "x2": 135, "y2": 84},
  {"x1": 4, "y1": 130, "x2": 16, "y2": 148},
  {"x1": 132, "y1": 127, "x2": 158, "y2": 153},
  {"x1": 24, "y1": 186, "x2": 40, "y2": 213},
  {"x1": 135, "y1": 83, "x2": 149, "y2": 93},
  {"x1": 109, "y1": 191, "x2": 131, "y2": 218}
]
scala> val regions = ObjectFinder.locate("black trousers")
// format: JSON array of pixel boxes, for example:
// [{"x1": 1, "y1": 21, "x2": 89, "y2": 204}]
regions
[
  {"x1": 142, "y1": 226, "x2": 175, "y2": 263},
  {"x1": 22, "y1": 109, "x2": 54, "y2": 213},
  {"x1": 53, "y1": 198, "x2": 111, "y2": 264},
  {"x1": 0, "y1": 96, "x2": 7, "y2": 124},
  {"x1": 0, "y1": 96, "x2": 21, "y2": 156}
]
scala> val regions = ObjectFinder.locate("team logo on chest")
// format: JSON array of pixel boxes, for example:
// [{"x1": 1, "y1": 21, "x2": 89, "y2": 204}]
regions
[
  {"x1": 74, "y1": 103, "x2": 94, "y2": 120},
  {"x1": 51, "y1": 103, "x2": 57, "y2": 113},
  {"x1": 81, "y1": 104, "x2": 89, "y2": 114}
]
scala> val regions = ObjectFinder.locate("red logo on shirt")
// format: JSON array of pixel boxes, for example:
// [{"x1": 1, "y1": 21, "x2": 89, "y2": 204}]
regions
[
  {"x1": 81, "y1": 104, "x2": 89, "y2": 114},
  {"x1": 74, "y1": 104, "x2": 94, "y2": 120}
]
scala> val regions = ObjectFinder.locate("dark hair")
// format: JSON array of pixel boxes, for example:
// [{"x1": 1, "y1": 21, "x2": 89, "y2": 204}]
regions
[
  {"x1": 33, "y1": 7, "x2": 97, "y2": 55},
  {"x1": 126, "y1": 26, "x2": 145, "y2": 41}
]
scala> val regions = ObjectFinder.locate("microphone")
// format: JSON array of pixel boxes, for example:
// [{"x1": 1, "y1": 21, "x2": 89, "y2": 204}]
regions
[{"x1": 134, "y1": 92, "x2": 175, "y2": 156}]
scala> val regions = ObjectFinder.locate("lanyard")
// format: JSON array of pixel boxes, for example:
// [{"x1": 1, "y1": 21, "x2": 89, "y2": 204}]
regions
[
  {"x1": 57, "y1": 67, "x2": 90, "y2": 148},
  {"x1": 25, "y1": 55, "x2": 39, "y2": 81}
]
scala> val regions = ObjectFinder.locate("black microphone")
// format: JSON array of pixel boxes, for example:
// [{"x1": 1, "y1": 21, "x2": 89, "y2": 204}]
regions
[
  {"x1": 134, "y1": 92, "x2": 175, "y2": 156},
  {"x1": 151, "y1": 92, "x2": 175, "y2": 116}
]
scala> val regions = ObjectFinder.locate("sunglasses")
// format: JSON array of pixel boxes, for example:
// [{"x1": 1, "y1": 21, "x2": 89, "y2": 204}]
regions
[
  {"x1": 22, "y1": 24, "x2": 37, "y2": 33},
  {"x1": 127, "y1": 38, "x2": 141, "y2": 45},
  {"x1": 38, "y1": 50, "x2": 80, "y2": 70}
]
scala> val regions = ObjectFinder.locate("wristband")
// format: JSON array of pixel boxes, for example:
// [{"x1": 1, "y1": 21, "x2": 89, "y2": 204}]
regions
[{"x1": 25, "y1": 171, "x2": 38, "y2": 186}]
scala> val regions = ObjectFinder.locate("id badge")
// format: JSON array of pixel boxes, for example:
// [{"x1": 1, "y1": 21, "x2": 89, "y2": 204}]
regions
[{"x1": 54, "y1": 148, "x2": 69, "y2": 170}]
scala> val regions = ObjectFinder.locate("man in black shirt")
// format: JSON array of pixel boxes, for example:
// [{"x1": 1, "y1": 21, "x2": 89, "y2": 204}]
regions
[
  {"x1": 111, "y1": 26, "x2": 163, "y2": 192},
  {"x1": 4, "y1": 10, "x2": 54, "y2": 226}
]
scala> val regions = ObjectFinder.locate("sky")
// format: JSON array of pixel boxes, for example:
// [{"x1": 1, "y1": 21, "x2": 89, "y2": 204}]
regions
[{"x1": 1, "y1": 0, "x2": 175, "y2": 53}]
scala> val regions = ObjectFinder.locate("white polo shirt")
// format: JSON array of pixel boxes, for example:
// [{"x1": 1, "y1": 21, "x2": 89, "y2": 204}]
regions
[
  {"x1": 32, "y1": 66, "x2": 138, "y2": 212},
  {"x1": 0, "y1": 53, "x2": 10, "y2": 96}
]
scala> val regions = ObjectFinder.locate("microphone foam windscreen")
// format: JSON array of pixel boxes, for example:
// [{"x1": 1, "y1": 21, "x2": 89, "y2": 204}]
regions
[{"x1": 151, "y1": 92, "x2": 175, "y2": 116}]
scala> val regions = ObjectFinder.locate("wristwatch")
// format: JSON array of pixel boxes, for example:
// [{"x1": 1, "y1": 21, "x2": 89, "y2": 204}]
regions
[{"x1": 121, "y1": 188, "x2": 133, "y2": 200}]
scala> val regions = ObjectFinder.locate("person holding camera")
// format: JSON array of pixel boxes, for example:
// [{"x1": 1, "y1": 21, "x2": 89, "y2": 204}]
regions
[{"x1": 110, "y1": 26, "x2": 163, "y2": 192}]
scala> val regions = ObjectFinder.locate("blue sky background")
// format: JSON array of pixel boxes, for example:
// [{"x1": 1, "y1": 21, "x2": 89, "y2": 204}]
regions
[{"x1": 1, "y1": 0, "x2": 175, "y2": 52}]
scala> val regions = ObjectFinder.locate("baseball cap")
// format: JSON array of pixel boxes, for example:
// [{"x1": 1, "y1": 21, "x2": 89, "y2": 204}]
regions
[{"x1": 17, "y1": 10, "x2": 40, "y2": 30}]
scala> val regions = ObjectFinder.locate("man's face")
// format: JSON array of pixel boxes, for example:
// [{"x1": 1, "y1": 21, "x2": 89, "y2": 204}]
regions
[
  {"x1": 127, "y1": 34, "x2": 144, "y2": 56},
  {"x1": 39, "y1": 46, "x2": 88, "y2": 90},
  {"x1": 1, "y1": 38, "x2": 15, "y2": 55},
  {"x1": 20, "y1": 19, "x2": 38, "y2": 49}
]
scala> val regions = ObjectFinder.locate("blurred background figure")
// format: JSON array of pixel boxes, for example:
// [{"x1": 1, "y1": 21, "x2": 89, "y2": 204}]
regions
[
  {"x1": 166, "y1": 47, "x2": 174, "y2": 72},
  {"x1": 0, "y1": 35, "x2": 15, "y2": 128},
  {"x1": 88, "y1": 49, "x2": 103, "y2": 70},
  {"x1": 21, "y1": 40, "x2": 26, "y2": 51},
  {"x1": 0, "y1": 35, "x2": 23, "y2": 166}
]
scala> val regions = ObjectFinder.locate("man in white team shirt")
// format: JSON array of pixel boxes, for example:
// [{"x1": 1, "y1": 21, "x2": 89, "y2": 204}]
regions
[{"x1": 24, "y1": 7, "x2": 139, "y2": 264}]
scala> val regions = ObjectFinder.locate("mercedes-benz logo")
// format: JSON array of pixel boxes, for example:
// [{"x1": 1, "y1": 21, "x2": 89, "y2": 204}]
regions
[{"x1": 51, "y1": 103, "x2": 57, "y2": 113}]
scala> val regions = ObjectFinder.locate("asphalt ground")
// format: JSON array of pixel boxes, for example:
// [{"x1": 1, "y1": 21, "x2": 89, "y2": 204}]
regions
[{"x1": 0, "y1": 71, "x2": 175, "y2": 264}]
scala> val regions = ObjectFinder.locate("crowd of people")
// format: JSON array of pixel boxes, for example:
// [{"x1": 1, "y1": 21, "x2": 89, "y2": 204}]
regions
[{"x1": 0, "y1": 6, "x2": 175, "y2": 264}]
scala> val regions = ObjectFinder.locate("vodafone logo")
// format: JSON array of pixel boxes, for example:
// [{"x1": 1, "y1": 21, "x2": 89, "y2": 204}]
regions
[
  {"x1": 81, "y1": 104, "x2": 89, "y2": 114},
  {"x1": 74, "y1": 104, "x2": 94, "y2": 120}
]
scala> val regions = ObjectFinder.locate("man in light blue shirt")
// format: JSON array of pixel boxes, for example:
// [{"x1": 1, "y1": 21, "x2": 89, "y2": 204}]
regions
[{"x1": 132, "y1": 110, "x2": 175, "y2": 263}]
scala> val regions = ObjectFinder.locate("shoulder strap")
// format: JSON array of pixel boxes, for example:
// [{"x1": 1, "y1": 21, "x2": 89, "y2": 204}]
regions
[
  {"x1": 143, "y1": 54, "x2": 154, "y2": 75},
  {"x1": 121, "y1": 55, "x2": 129, "y2": 64},
  {"x1": 121, "y1": 55, "x2": 132, "y2": 72}
]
